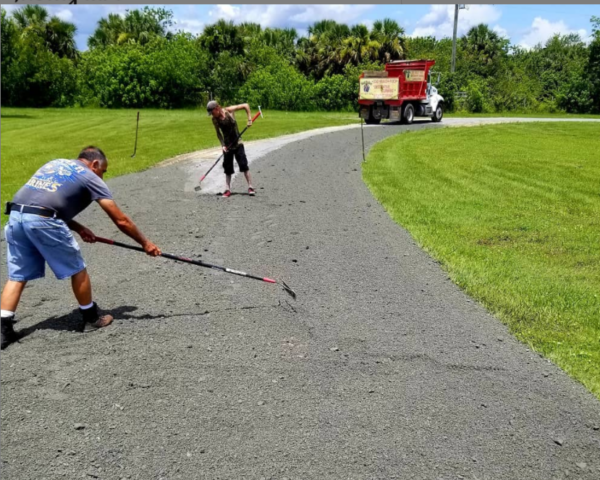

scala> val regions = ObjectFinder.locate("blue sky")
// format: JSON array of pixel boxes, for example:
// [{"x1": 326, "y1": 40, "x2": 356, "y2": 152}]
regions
[{"x1": 3, "y1": 4, "x2": 598, "y2": 51}]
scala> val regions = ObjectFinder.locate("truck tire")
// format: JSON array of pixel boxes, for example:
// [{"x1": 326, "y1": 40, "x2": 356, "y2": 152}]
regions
[
  {"x1": 365, "y1": 107, "x2": 381, "y2": 125},
  {"x1": 402, "y1": 104, "x2": 414, "y2": 125},
  {"x1": 431, "y1": 103, "x2": 443, "y2": 122}
]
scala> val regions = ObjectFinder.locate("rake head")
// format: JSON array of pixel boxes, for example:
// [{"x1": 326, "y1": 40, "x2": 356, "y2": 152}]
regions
[{"x1": 280, "y1": 280, "x2": 297, "y2": 300}]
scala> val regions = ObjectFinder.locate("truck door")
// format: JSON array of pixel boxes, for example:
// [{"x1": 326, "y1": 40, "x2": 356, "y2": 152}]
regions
[{"x1": 427, "y1": 71, "x2": 432, "y2": 98}]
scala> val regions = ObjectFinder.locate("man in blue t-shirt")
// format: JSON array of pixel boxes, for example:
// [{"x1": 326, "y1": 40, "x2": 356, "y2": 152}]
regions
[{"x1": 1, "y1": 146, "x2": 161, "y2": 349}]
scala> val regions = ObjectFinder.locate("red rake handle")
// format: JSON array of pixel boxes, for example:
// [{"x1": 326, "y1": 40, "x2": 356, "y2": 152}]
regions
[
  {"x1": 95, "y1": 237, "x2": 276, "y2": 284},
  {"x1": 250, "y1": 110, "x2": 262, "y2": 123},
  {"x1": 199, "y1": 153, "x2": 224, "y2": 182}
]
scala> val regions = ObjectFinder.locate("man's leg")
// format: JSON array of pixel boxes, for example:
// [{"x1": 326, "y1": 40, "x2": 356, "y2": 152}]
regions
[
  {"x1": 243, "y1": 171, "x2": 253, "y2": 189},
  {"x1": 1, "y1": 280, "x2": 27, "y2": 313},
  {"x1": 1, "y1": 280, "x2": 27, "y2": 348},
  {"x1": 26, "y1": 216, "x2": 113, "y2": 332},
  {"x1": 2, "y1": 215, "x2": 43, "y2": 348},
  {"x1": 71, "y1": 268, "x2": 92, "y2": 306},
  {"x1": 236, "y1": 146, "x2": 254, "y2": 193},
  {"x1": 70, "y1": 268, "x2": 113, "y2": 330},
  {"x1": 223, "y1": 150, "x2": 235, "y2": 197}
]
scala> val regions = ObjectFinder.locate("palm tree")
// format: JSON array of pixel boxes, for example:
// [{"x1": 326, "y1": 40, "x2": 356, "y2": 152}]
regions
[
  {"x1": 45, "y1": 16, "x2": 78, "y2": 59},
  {"x1": 238, "y1": 22, "x2": 262, "y2": 42},
  {"x1": 12, "y1": 5, "x2": 78, "y2": 60},
  {"x1": 199, "y1": 19, "x2": 245, "y2": 57},
  {"x1": 371, "y1": 18, "x2": 405, "y2": 63},
  {"x1": 12, "y1": 4, "x2": 48, "y2": 30},
  {"x1": 124, "y1": 8, "x2": 171, "y2": 45},
  {"x1": 304, "y1": 20, "x2": 353, "y2": 77},
  {"x1": 308, "y1": 20, "x2": 350, "y2": 41},
  {"x1": 462, "y1": 24, "x2": 508, "y2": 71},
  {"x1": 88, "y1": 7, "x2": 173, "y2": 49},
  {"x1": 339, "y1": 25, "x2": 380, "y2": 66},
  {"x1": 87, "y1": 14, "x2": 126, "y2": 48},
  {"x1": 262, "y1": 27, "x2": 298, "y2": 58}
]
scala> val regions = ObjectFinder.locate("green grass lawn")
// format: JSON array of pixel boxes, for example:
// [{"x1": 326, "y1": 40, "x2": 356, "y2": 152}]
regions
[
  {"x1": 363, "y1": 122, "x2": 600, "y2": 398},
  {"x1": 1, "y1": 107, "x2": 358, "y2": 214}
]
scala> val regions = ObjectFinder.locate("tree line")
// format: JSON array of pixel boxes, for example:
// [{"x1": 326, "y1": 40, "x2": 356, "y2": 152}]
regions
[{"x1": 2, "y1": 5, "x2": 599, "y2": 113}]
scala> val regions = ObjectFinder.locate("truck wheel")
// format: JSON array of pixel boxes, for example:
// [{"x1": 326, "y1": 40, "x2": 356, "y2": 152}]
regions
[
  {"x1": 431, "y1": 104, "x2": 443, "y2": 123},
  {"x1": 365, "y1": 108, "x2": 381, "y2": 125},
  {"x1": 402, "y1": 104, "x2": 414, "y2": 125}
]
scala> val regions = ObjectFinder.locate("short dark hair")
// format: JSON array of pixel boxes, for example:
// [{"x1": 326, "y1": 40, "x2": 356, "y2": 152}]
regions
[{"x1": 78, "y1": 146, "x2": 107, "y2": 164}]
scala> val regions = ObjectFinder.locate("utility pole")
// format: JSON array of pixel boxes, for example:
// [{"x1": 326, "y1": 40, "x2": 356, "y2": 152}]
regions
[{"x1": 451, "y1": 4, "x2": 466, "y2": 73}]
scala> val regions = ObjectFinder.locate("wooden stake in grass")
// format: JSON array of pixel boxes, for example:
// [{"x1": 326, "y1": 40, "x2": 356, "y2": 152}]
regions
[
  {"x1": 131, "y1": 111, "x2": 140, "y2": 158},
  {"x1": 361, "y1": 117, "x2": 366, "y2": 162}
]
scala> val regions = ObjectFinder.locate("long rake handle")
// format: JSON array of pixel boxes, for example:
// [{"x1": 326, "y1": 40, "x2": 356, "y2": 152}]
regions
[
  {"x1": 199, "y1": 153, "x2": 224, "y2": 182},
  {"x1": 199, "y1": 109, "x2": 263, "y2": 183},
  {"x1": 95, "y1": 237, "x2": 276, "y2": 284}
]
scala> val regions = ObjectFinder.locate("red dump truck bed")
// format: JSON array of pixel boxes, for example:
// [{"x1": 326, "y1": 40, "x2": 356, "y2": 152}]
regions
[{"x1": 358, "y1": 59, "x2": 436, "y2": 106}]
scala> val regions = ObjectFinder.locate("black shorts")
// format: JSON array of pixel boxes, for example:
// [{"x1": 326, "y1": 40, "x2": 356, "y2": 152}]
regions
[{"x1": 223, "y1": 144, "x2": 249, "y2": 176}]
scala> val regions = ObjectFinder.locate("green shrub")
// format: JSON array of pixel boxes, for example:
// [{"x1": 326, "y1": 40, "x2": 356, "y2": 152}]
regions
[
  {"x1": 79, "y1": 34, "x2": 209, "y2": 108},
  {"x1": 3, "y1": 35, "x2": 78, "y2": 107},
  {"x1": 557, "y1": 73, "x2": 594, "y2": 113},
  {"x1": 239, "y1": 61, "x2": 316, "y2": 111},
  {"x1": 314, "y1": 75, "x2": 355, "y2": 111}
]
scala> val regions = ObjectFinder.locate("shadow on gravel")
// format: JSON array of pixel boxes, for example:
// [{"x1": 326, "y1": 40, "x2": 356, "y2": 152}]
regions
[
  {"x1": 17, "y1": 310, "x2": 84, "y2": 339},
  {"x1": 13, "y1": 303, "x2": 278, "y2": 345},
  {"x1": 113, "y1": 306, "x2": 210, "y2": 322},
  {"x1": 15, "y1": 305, "x2": 155, "y2": 340}
]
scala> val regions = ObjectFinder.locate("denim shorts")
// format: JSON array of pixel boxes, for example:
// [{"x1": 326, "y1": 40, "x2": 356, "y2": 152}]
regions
[{"x1": 4, "y1": 212, "x2": 86, "y2": 281}]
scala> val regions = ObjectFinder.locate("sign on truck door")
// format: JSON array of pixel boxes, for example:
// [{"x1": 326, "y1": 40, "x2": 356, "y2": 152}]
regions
[
  {"x1": 404, "y1": 70, "x2": 426, "y2": 82},
  {"x1": 359, "y1": 78, "x2": 399, "y2": 100}
]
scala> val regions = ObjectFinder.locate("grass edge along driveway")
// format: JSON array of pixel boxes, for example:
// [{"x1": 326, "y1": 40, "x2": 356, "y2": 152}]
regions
[{"x1": 363, "y1": 122, "x2": 600, "y2": 399}]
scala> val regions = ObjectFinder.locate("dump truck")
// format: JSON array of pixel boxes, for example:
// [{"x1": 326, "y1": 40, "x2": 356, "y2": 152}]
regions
[{"x1": 358, "y1": 59, "x2": 444, "y2": 125}]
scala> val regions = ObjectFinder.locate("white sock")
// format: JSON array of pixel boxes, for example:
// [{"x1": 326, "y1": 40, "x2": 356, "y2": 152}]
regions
[
  {"x1": 1, "y1": 310, "x2": 15, "y2": 318},
  {"x1": 79, "y1": 302, "x2": 94, "y2": 310}
]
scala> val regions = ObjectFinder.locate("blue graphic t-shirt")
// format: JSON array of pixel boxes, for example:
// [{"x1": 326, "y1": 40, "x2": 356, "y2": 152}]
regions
[{"x1": 12, "y1": 159, "x2": 113, "y2": 222}]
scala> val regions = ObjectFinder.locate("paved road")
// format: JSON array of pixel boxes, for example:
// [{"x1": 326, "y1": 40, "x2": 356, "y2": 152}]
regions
[{"x1": 2, "y1": 119, "x2": 599, "y2": 479}]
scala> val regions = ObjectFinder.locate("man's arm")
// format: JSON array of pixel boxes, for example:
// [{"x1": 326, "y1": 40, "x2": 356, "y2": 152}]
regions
[
  {"x1": 225, "y1": 103, "x2": 252, "y2": 126},
  {"x1": 213, "y1": 120, "x2": 225, "y2": 147},
  {"x1": 97, "y1": 199, "x2": 161, "y2": 256},
  {"x1": 67, "y1": 220, "x2": 96, "y2": 243}
]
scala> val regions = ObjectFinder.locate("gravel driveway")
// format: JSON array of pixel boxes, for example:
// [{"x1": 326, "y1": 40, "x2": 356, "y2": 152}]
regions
[{"x1": 2, "y1": 118, "x2": 599, "y2": 480}]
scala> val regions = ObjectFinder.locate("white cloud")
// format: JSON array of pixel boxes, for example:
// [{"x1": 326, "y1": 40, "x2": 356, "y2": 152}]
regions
[
  {"x1": 493, "y1": 25, "x2": 509, "y2": 39},
  {"x1": 518, "y1": 17, "x2": 588, "y2": 49},
  {"x1": 411, "y1": 4, "x2": 502, "y2": 39},
  {"x1": 210, "y1": 4, "x2": 240, "y2": 21},
  {"x1": 360, "y1": 19, "x2": 375, "y2": 31},
  {"x1": 296, "y1": 28, "x2": 309, "y2": 39},
  {"x1": 173, "y1": 18, "x2": 205, "y2": 36},
  {"x1": 55, "y1": 9, "x2": 74, "y2": 22},
  {"x1": 2, "y1": 4, "x2": 18, "y2": 15},
  {"x1": 207, "y1": 4, "x2": 374, "y2": 32}
]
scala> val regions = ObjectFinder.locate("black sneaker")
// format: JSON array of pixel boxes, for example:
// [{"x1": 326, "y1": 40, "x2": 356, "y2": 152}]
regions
[
  {"x1": 80, "y1": 303, "x2": 114, "y2": 332},
  {"x1": 1, "y1": 316, "x2": 19, "y2": 349}
]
